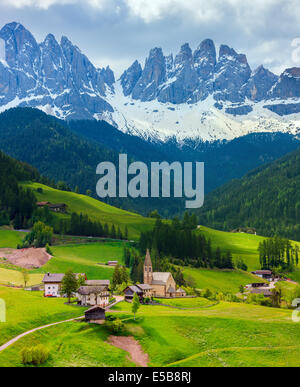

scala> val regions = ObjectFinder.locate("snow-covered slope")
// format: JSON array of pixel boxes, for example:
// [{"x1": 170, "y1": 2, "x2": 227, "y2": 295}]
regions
[{"x1": 102, "y1": 80, "x2": 300, "y2": 142}]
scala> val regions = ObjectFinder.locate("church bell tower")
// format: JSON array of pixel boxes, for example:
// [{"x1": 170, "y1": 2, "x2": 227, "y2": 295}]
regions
[{"x1": 144, "y1": 249, "x2": 153, "y2": 285}]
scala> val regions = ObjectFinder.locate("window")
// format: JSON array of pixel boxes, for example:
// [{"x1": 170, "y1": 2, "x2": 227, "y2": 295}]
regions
[
  {"x1": 145, "y1": 267, "x2": 147, "y2": 272},
  {"x1": 149, "y1": 267, "x2": 151, "y2": 272}
]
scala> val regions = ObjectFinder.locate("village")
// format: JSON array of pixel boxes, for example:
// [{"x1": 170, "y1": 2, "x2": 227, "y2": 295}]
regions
[{"x1": 41, "y1": 249, "x2": 189, "y2": 323}]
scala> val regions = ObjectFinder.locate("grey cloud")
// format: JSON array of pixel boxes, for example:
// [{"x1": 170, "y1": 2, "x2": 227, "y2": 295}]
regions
[{"x1": 0, "y1": 0, "x2": 299, "y2": 77}]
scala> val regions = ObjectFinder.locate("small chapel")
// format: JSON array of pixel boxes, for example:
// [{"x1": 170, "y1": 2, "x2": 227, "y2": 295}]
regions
[{"x1": 143, "y1": 249, "x2": 186, "y2": 298}]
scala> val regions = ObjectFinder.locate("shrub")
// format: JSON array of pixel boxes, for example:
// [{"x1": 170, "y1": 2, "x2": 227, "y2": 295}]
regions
[
  {"x1": 104, "y1": 318, "x2": 124, "y2": 334},
  {"x1": 45, "y1": 243, "x2": 52, "y2": 255},
  {"x1": 21, "y1": 345, "x2": 49, "y2": 366}
]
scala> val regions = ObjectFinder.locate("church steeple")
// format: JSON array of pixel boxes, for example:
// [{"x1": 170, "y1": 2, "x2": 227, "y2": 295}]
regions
[{"x1": 144, "y1": 249, "x2": 153, "y2": 284}]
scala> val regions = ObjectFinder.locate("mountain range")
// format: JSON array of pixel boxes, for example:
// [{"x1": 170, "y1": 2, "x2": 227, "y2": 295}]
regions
[{"x1": 0, "y1": 22, "x2": 300, "y2": 143}]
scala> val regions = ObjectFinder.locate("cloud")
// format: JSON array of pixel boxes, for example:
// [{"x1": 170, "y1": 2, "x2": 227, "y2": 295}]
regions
[
  {"x1": 125, "y1": 0, "x2": 224, "y2": 23},
  {"x1": 0, "y1": 0, "x2": 299, "y2": 76},
  {"x1": 2, "y1": 0, "x2": 108, "y2": 10}
]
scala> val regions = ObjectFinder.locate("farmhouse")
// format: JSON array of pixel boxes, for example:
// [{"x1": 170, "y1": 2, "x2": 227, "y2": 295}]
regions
[
  {"x1": 37, "y1": 201, "x2": 67, "y2": 213},
  {"x1": 85, "y1": 306, "x2": 106, "y2": 323},
  {"x1": 252, "y1": 270, "x2": 272, "y2": 281},
  {"x1": 124, "y1": 284, "x2": 153, "y2": 302},
  {"x1": 143, "y1": 250, "x2": 186, "y2": 298},
  {"x1": 42, "y1": 272, "x2": 86, "y2": 297},
  {"x1": 77, "y1": 285, "x2": 110, "y2": 307}
]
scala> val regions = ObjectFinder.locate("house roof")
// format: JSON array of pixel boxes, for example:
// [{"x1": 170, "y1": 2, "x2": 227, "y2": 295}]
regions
[
  {"x1": 85, "y1": 280, "x2": 110, "y2": 287},
  {"x1": 137, "y1": 284, "x2": 152, "y2": 290},
  {"x1": 152, "y1": 272, "x2": 171, "y2": 285},
  {"x1": 168, "y1": 286, "x2": 176, "y2": 293},
  {"x1": 78, "y1": 286, "x2": 107, "y2": 295},
  {"x1": 252, "y1": 270, "x2": 272, "y2": 275},
  {"x1": 37, "y1": 201, "x2": 50, "y2": 206},
  {"x1": 85, "y1": 305, "x2": 106, "y2": 313},
  {"x1": 42, "y1": 273, "x2": 85, "y2": 283},
  {"x1": 250, "y1": 288, "x2": 272, "y2": 296},
  {"x1": 176, "y1": 288, "x2": 186, "y2": 293},
  {"x1": 48, "y1": 203, "x2": 67, "y2": 208}
]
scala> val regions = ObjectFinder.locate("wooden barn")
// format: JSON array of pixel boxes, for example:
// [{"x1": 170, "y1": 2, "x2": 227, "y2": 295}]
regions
[{"x1": 85, "y1": 306, "x2": 106, "y2": 323}]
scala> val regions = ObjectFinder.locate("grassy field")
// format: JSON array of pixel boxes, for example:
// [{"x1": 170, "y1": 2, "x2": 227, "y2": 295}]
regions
[
  {"x1": 183, "y1": 268, "x2": 264, "y2": 293},
  {"x1": 22, "y1": 182, "x2": 155, "y2": 240},
  {"x1": 1, "y1": 297, "x2": 300, "y2": 367},
  {"x1": 196, "y1": 226, "x2": 266, "y2": 271},
  {"x1": 34, "y1": 242, "x2": 126, "y2": 280},
  {"x1": 0, "y1": 268, "x2": 43, "y2": 287},
  {"x1": 0, "y1": 229, "x2": 26, "y2": 248},
  {"x1": 0, "y1": 286, "x2": 86, "y2": 346}
]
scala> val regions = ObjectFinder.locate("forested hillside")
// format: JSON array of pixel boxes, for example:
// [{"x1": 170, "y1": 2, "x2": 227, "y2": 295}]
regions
[
  {"x1": 197, "y1": 147, "x2": 300, "y2": 240},
  {"x1": 0, "y1": 151, "x2": 39, "y2": 228},
  {"x1": 0, "y1": 108, "x2": 118, "y2": 195}
]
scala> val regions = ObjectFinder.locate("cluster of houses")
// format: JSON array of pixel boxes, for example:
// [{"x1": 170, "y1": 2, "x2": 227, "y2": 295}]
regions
[
  {"x1": 42, "y1": 273, "x2": 110, "y2": 308},
  {"x1": 42, "y1": 250, "x2": 187, "y2": 310}
]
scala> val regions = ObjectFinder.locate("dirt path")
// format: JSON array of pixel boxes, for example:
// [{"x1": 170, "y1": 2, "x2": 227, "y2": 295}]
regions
[
  {"x1": 0, "y1": 316, "x2": 84, "y2": 353},
  {"x1": 108, "y1": 336, "x2": 149, "y2": 367}
]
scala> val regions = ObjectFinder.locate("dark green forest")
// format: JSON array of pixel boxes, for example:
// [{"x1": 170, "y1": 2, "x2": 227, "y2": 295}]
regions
[
  {"x1": 139, "y1": 214, "x2": 234, "y2": 270},
  {"x1": 197, "y1": 147, "x2": 300, "y2": 241},
  {"x1": 0, "y1": 151, "x2": 39, "y2": 228}
]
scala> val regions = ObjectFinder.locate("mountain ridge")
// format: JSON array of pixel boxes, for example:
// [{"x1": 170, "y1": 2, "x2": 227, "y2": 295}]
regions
[{"x1": 0, "y1": 21, "x2": 299, "y2": 142}]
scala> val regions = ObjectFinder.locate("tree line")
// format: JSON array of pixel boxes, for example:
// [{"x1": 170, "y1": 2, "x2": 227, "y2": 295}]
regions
[
  {"x1": 258, "y1": 236, "x2": 299, "y2": 271},
  {"x1": 139, "y1": 214, "x2": 234, "y2": 270}
]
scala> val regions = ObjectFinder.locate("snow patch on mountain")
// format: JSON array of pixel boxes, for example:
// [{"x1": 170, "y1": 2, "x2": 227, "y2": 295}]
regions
[{"x1": 102, "y1": 80, "x2": 300, "y2": 142}]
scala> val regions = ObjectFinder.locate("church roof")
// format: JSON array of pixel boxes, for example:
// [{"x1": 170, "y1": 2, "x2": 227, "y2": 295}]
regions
[
  {"x1": 152, "y1": 272, "x2": 171, "y2": 285},
  {"x1": 168, "y1": 286, "x2": 176, "y2": 293},
  {"x1": 144, "y1": 249, "x2": 152, "y2": 266}
]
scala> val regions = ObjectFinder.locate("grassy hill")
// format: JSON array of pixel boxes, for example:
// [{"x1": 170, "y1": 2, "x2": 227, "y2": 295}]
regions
[
  {"x1": 0, "y1": 286, "x2": 85, "y2": 346},
  {"x1": 197, "y1": 146, "x2": 300, "y2": 240},
  {"x1": 0, "y1": 229, "x2": 26, "y2": 248},
  {"x1": 34, "y1": 242, "x2": 126, "y2": 281},
  {"x1": 2, "y1": 295, "x2": 300, "y2": 367},
  {"x1": 22, "y1": 182, "x2": 156, "y2": 240},
  {"x1": 183, "y1": 268, "x2": 264, "y2": 293}
]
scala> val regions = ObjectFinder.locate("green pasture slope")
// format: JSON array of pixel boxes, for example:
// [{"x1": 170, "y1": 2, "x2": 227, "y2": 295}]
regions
[
  {"x1": 197, "y1": 226, "x2": 266, "y2": 271},
  {"x1": 0, "y1": 286, "x2": 86, "y2": 346},
  {"x1": 34, "y1": 242, "x2": 126, "y2": 281},
  {"x1": 0, "y1": 229, "x2": 26, "y2": 248},
  {"x1": 22, "y1": 182, "x2": 155, "y2": 240},
  {"x1": 183, "y1": 268, "x2": 264, "y2": 293},
  {"x1": 2, "y1": 297, "x2": 300, "y2": 367}
]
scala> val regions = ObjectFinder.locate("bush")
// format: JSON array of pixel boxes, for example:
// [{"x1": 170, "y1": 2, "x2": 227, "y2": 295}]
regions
[
  {"x1": 104, "y1": 318, "x2": 124, "y2": 334},
  {"x1": 21, "y1": 345, "x2": 49, "y2": 366},
  {"x1": 45, "y1": 243, "x2": 52, "y2": 255}
]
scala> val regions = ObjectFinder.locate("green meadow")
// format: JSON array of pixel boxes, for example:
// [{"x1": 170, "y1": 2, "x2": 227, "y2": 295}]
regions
[
  {"x1": 183, "y1": 268, "x2": 264, "y2": 293},
  {"x1": 35, "y1": 242, "x2": 126, "y2": 280},
  {"x1": 1, "y1": 297, "x2": 300, "y2": 367},
  {"x1": 22, "y1": 182, "x2": 155, "y2": 239},
  {"x1": 196, "y1": 226, "x2": 266, "y2": 271},
  {"x1": 0, "y1": 268, "x2": 43, "y2": 287},
  {"x1": 0, "y1": 229, "x2": 26, "y2": 248},
  {"x1": 0, "y1": 286, "x2": 86, "y2": 346}
]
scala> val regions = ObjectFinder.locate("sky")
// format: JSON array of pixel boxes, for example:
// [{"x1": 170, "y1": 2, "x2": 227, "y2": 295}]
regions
[{"x1": 0, "y1": 0, "x2": 299, "y2": 77}]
